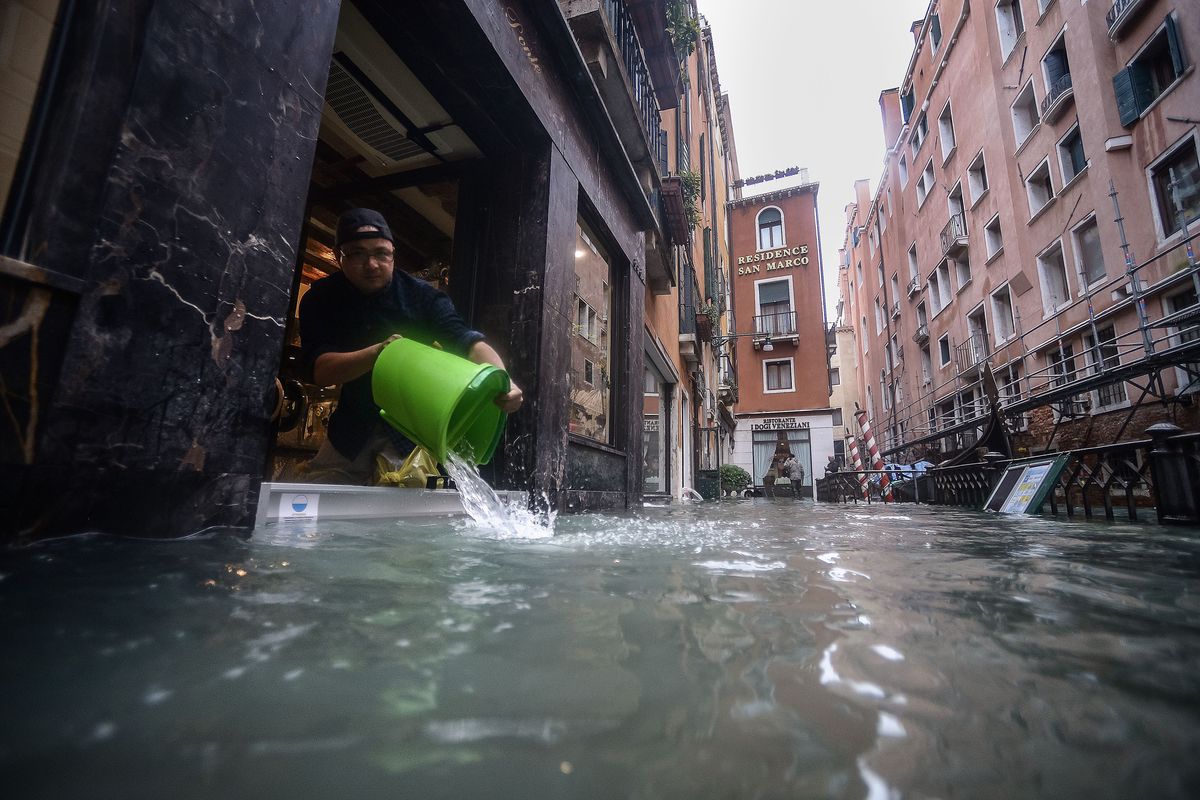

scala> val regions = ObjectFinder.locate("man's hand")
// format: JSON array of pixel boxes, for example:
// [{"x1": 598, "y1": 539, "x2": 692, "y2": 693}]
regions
[
  {"x1": 374, "y1": 333, "x2": 403, "y2": 358},
  {"x1": 495, "y1": 380, "x2": 524, "y2": 414}
]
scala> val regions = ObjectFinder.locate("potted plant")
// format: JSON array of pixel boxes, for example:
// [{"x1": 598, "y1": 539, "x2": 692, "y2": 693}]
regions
[{"x1": 719, "y1": 464, "x2": 751, "y2": 497}]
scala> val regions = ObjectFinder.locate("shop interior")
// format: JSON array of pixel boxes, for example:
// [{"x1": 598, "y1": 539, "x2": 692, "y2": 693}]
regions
[{"x1": 269, "y1": 2, "x2": 483, "y2": 482}]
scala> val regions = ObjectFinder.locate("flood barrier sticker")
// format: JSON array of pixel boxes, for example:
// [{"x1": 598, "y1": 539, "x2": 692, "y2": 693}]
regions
[{"x1": 279, "y1": 493, "x2": 320, "y2": 521}]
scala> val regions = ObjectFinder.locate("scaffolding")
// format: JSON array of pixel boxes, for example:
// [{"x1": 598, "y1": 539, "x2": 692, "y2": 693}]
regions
[{"x1": 879, "y1": 224, "x2": 1200, "y2": 463}]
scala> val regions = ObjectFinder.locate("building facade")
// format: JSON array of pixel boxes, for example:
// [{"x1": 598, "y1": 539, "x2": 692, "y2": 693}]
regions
[
  {"x1": 726, "y1": 184, "x2": 834, "y2": 494},
  {"x1": 0, "y1": 0, "x2": 738, "y2": 540},
  {"x1": 840, "y1": 0, "x2": 1199, "y2": 464}
]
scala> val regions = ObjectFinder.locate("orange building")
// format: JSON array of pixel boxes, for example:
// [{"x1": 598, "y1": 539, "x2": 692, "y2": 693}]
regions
[{"x1": 726, "y1": 182, "x2": 834, "y2": 493}]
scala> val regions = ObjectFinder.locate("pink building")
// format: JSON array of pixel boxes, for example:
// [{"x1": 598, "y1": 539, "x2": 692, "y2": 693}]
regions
[{"x1": 839, "y1": 0, "x2": 1200, "y2": 462}]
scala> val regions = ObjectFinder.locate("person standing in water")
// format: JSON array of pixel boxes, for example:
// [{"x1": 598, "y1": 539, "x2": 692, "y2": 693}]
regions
[{"x1": 299, "y1": 208, "x2": 523, "y2": 484}]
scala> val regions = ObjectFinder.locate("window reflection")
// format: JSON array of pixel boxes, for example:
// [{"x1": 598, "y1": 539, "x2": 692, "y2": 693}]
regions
[{"x1": 570, "y1": 219, "x2": 614, "y2": 443}]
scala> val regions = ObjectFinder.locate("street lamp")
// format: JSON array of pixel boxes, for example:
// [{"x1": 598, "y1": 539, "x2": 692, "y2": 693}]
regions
[{"x1": 711, "y1": 332, "x2": 774, "y2": 352}]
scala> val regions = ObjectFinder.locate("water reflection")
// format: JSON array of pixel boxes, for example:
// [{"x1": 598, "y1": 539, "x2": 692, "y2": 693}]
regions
[{"x1": 1, "y1": 503, "x2": 1199, "y2": 798}]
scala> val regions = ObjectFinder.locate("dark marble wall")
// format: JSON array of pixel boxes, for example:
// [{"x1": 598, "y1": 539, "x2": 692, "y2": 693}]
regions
[{"x1": 5, "y1": 0, "x2": 340, "y2": 541}]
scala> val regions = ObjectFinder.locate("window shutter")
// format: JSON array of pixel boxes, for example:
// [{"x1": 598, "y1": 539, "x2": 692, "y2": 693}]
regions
[
  {"x1": 1044, "y1": 49, "x2": 1067, "y2": 85},
  {"x1": 1166, "y1": 15, "x2": 1188, "y2": 78},
  {"x1": 657, "y1": 130, "x2": 668, "y2": 176},
  {"x1": 1112, "y1": 68, "x2": 1141, "y2": 127},
  {"x1": 703, "y1": 227, "x2": 714, "y2": 294}
]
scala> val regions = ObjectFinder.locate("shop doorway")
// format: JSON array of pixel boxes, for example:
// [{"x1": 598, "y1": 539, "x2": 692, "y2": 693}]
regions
[{"x1": 268, "y1": 2, "x2": 485, "y2": 482}]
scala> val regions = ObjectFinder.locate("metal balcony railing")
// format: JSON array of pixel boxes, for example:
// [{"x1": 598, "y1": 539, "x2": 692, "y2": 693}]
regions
[
  {"x1": 913, "y1": 324, "x2": 929, "y2": 345},
  {"x1": 907, "y1": 277, "x2": 920, "y2": 297},
  {"x1": 955, "y1": 332, "x2": 989, "y2": 373},
  {"x1": 1041, "y1": 73, "x2": 1074, "y2": 121},
  {"x1": 1106, "y1": 0, "x2": 1148, "y2": 37},
  {"x1": 939, "y1": 213, "x2": 968, "y2": 257},
  {"x1": 602, "y1": 0, "x2": 663, "y2": 165},
  {"x1": 753, "y1": 311, "x2": 798, "y2": 337},
  {"x1": 677, "y1": 137, "x2": 690, "y2": 175}
]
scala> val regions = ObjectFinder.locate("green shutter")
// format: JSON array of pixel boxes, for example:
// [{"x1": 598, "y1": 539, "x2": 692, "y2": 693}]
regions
[
  {"x1": 1166, "y1": 15, "x2": 1188, "y2": 78},
  {"x1": 1112, "y1": 67, "x2": 1141, "y2": 127},
  {"x1": 703, "y1": 227, "x2": 714, "y2": 296}
]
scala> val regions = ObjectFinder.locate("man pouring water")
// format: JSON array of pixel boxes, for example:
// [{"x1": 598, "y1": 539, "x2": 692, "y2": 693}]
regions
[{"x1": 299, "y1": 208, "x2": 523, "y2": 485}]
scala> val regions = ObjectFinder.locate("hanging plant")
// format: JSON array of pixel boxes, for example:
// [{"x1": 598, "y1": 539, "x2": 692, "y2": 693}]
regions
[
  {"x1": 680, "y1": 169, "x2": 702, "y2": 229},
  {"x1": 666, "y1": 0, "x2": 701, "y2": 61}
]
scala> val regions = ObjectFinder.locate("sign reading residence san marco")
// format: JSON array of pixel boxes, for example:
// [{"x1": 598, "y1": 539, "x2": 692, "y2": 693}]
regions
[{"x1": 736, "y1": 244, "x2": 810, "y2": 276}]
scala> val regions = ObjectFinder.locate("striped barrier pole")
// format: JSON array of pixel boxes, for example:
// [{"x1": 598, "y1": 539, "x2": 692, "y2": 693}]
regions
[
  {"x1": 855, "y1": 408, "x2": 893, "y2": 502},
  {"x1": 847, "y1": 436, "x2": 868, "y2": 500}
]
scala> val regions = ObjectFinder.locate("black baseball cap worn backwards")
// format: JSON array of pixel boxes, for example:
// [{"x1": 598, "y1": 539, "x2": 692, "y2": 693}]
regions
[{"x1": 336, "y1": 208, "x2": 394, "y2": 249}]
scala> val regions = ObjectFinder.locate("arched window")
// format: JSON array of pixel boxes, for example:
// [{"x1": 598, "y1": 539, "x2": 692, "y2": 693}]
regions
[{"x1": 757, "y1": 207, "x2": 784, "y2": 249}]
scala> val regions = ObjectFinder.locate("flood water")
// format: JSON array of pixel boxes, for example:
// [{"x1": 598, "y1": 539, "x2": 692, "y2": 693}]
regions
[{"x1": 2, "y1": 501, "x2": 1200, "y2": 799}]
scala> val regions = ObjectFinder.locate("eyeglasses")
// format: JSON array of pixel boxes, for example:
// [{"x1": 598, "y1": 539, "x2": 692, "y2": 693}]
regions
[{"x1": 340, "y1": 248, "x2": 395, "y2": 265}]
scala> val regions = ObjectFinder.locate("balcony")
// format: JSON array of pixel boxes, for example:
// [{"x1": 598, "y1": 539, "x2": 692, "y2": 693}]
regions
[
  {"x1": 907, "y1": 277, "x2": 920, "y2": 297},
  {"x1": 753, "y1": 311, "x2": 798, "y2": 348},
  {"x1": 1041, "y1": 73, "x2": 1074, "y2": 123},
  {"x1": 659, "y1": 176, "x2": 691, "y2": 243},
  {"x1": 955, "y1": 332, "x2": 989, "y2": 375},
  {"x1": 1106, "y1": 0, "x2": 1149, "y2": 39},
  {"x1": 891, "y1": 301, "x2": 901, "y2": 320},
  {"x1": 940, "y1": 213, "x2": 968, "y2": 257},
  {"x1": 645, "y1": 189, "x2": 677, "y2": 295},
  {"x1": 562, "y1": 0, "x2": 664, "y2": 171},
  {"x1": 912, "y1": 324, "x2": 929, "y2": 345}
]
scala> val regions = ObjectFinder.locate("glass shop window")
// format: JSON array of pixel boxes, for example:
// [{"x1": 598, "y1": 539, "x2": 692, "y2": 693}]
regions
[
  {"x1": 569, "y1": 217, "x2": 615, "y2": 444},
  {"x1": 1, "y1": 0, "x2": 64, "y2": 234}
]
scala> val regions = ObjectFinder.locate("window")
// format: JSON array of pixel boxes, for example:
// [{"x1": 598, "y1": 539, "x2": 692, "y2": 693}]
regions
[
  {"x1": 938, "y1": 334, "x2": 952, "y2": 367},
  {"x1": 570, "y1": 218, "x2": 616, "y2": 443},
  {"x1": 764, "y1": 359, "x2": 794, "y2": 392},
  {"x1": 1072, "y1": 216, "x2": 1106, "y2": 287},
  {"x1": 1057, "y1": 124, "x2": 1087, "y2": 184},
  {"x1": 996, "y1": 0, "x2": 1026, "y2": 59},
  {"x1": 967, "y1": 306, "x2": 989, "y2": 364},
  {"x1": 985, "y1": 215, "x2": 1004, "y2": 259},
  {"x1": 967, "y1": 151, "x2": 989, "y2": 205},
  {"x1": 920, "y1": 345, "x2": 933, "y2": 385},
  {"x1": 1048, "y1": 344, "x2": 1076, "y2": 386},
  {"x1": 1166, "y1": 289, "x2": 1200, "y2": 394},
  {"x1": 1025, "y1": 159, "x2": 1055, "y2": 216},
  {"x1": 929, "y1": 260, "x2": 952, "y2": 313},
  {"x1": 830, "y1": 368, "x2": 841, "y2": 386},
  {"x1": 948, "y1": 182, "x2": 964, "y2": 218},
  {"x1": 1036, "y1": 241, "x2": 1071, "y2": 314},
  {"x1": 911, "y1": 113, "x2": 929, "y2": 156},
  {"x1": 642, "y1": 363, "x2": 667, "y2": 493},
  {"x1": 1084, "y1": 325, "x2": 1127, "y2": 408},
  {"x1": 953, "y1": 253, "x2": 971, "y2": 289},
  {"x1": 907, "y1": 244, "x2": 920, "y2": 282},
  {"x1": 1149, "y1": 134, "x2": 1200, "y2": 238},
  {"x1": 1113, "y1": 16, "x2": 1190, "y2": 127},
  {"x1": 856, "y1": 260, "x2": 864, "y2": 284},
  {"x1": 756, "y1": 278, "x2": 794, "y2": 335},
  {"x1": 916, "y1": 160, "x2": 936, "y2": 206},
  {"x1": 901, "y1": 87, "x2": 915, "y2": 123},
  {"x1": 877, "y1": 261, "x2": 885, "y2": 288},
  {"x1": 751, "y1": 427, "x2": 810, "y2": 487},
  {"x1": 1011, "y1": 82, "x2": 1040, "y2": 146},
  {"x1": 757, "y1": 207, "x2": 784, "y2": 250},
  {"x1": 1042, "y1": 35, "x2": 1073, "y2": 111},
  {"x1": 874, "y1": 298, "x2": 884, "y2": 335},
  {"x1": 992, "y1": 285, "x2": 1016, "y2": 342},
  {"x1": 917, "y1": 302, "x2": 928, "y2": 329},
  {"x1": 1, "y1": 0, "x2": 65, "y2": 227},
  {"x1": 890, "y1": 274, "x2": 900, "y2": 309},
  {"x1": 898, "y1": 155, "x2": 909, "y2": 186},
  {"x1": 939, "y1": 103, "x2": 956, "y2": 161},
  {"x1": 832, "y1": 408, "x2": 844, "y2": 427},
  {"x1": 930, "y1": 12, "x2": 943, "y2": 53}
]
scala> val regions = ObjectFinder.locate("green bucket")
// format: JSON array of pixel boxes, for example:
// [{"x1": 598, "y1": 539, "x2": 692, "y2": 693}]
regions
[{"x1": 371, "y1": 338, "x2": 510, "y2": 465}]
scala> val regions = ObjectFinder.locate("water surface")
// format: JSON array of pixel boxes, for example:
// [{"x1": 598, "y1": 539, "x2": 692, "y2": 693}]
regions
[{"x1": 2, "y1": 502, "x2": 1199, "y2": 799}]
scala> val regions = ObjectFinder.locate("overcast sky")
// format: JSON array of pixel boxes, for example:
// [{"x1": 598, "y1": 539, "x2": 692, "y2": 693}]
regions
[{"x1": 699, "y1": 0, "x2": 931, "y2": 319}]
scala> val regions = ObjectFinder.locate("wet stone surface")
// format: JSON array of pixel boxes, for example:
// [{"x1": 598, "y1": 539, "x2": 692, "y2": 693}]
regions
[{"x1": 2, "y1": 502, "x2": 1199, "y2": 799}]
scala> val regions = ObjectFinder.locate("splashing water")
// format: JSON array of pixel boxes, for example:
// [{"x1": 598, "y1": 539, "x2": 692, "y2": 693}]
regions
[{"x1": 443, "y1": 452, "x2": 555, "y2": 539}]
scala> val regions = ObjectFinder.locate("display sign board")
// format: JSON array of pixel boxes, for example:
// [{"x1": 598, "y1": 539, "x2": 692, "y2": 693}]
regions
[{"x1": 984, "y1": 455, "x2": 1069, "y2": 514}]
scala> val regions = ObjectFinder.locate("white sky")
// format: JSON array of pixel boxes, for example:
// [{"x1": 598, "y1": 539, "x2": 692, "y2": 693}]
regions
[{"x1": 699, "y1": 0, "x2": 932, "y2": 320}]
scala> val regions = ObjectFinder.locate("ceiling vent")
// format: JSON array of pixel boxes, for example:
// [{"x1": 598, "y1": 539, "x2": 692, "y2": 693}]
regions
[{"x1": 325, "y1": 56, "x2": 427, "y2": 164}]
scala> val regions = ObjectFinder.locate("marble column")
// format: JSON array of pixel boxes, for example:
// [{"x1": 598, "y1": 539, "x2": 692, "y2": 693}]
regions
[{"x1": 5, "y1": 0, "x2": 341, "y2": 541}]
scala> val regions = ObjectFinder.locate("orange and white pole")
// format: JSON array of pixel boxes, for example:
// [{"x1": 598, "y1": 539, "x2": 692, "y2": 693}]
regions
[
  {"x1": 855, "y1": 407, "x2": 892, "y2": 502},
  {"x1": 847, "y1": 436, "x2": 868, "y2": 500}
]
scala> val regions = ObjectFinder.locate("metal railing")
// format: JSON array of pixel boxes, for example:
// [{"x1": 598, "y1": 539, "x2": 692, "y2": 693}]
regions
[
  {"x1": 818, "y1": 428, "x2": 1200, "y2": 525},
  {"x1": 875, "y1": 229, "x2": 1200, "y2": 460},
  {"x1": 939, "y1": 213, "x2": 968, "y2": 256},
  {"x1": 603, "y1": 0, "x2": 663, "y2": 163},
  {"x1": 1041, "y1": 73, "x2": 1074, "y2": 118},
  {"x1": 753, "y1": 311, "x2": 797, "y2": 337},
  {"x1": 954, "y1": 332, "x2": 988, "y2": 372},
  {"x1": 1107, "y1": 0, "x2": 1147, "y2": 35}
]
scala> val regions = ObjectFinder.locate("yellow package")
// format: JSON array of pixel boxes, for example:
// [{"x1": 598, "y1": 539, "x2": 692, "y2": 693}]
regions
[{"x1": 374, "y1": 446, "x2": 440, "y2": 488}]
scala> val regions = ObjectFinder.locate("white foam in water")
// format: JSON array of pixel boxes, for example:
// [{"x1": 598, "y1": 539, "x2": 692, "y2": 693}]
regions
[{"x1": 444, "y1": 452, "x2": 555, "y2": 539}]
